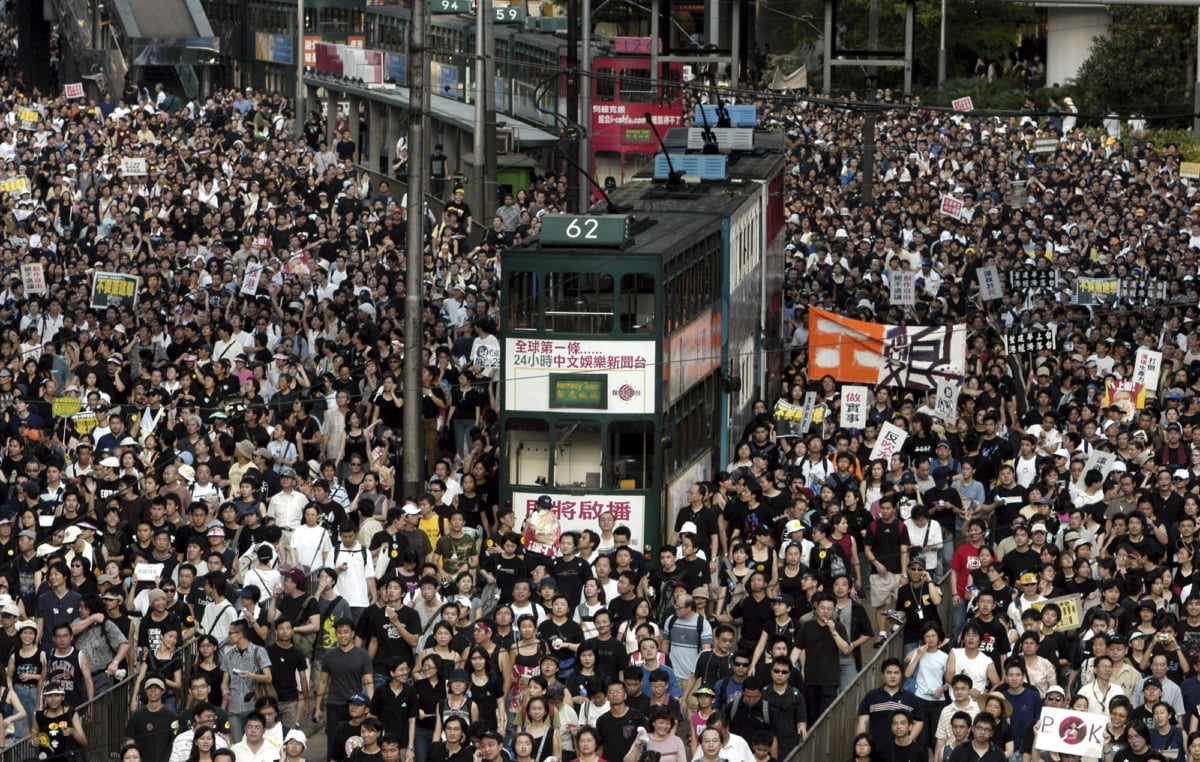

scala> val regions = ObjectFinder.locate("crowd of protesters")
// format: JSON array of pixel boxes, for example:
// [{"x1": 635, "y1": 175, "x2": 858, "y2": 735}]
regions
[{"x1": 0, "y1": 8, "x2": 1198, "y2": 762}]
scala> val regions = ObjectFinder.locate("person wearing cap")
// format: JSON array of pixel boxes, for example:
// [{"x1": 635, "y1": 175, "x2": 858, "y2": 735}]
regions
[
  {"x1": 282, "y1": 727, "x2": 309, "y2": 762},
  {"x1": 123, "y1": 671, "x2": 178, "y2": 762},
  {"x1": 32, "y1": 681, "x2": 87, "y2": 761},
  {"x1": 893, "y1": 557, "x2": 942, "y2": 654}
]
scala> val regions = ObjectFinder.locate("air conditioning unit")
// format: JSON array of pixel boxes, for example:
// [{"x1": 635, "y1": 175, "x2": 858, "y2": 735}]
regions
[{"x1": 496, "y1": 128, "x2": 515, "y2": 154}]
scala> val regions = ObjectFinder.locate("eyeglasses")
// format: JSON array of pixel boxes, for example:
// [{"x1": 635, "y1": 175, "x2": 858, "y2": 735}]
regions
[{"x1": 772, "y1": 669, "x2": 790, "y2": 674}]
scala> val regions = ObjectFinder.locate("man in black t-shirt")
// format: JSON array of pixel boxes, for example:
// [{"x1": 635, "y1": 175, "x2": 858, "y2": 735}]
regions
[
  {"x1": 267, "y1": 619, "x2": 310, "y2": 726},
  {"x1": 357, "y1": 576, "x2": 421, "y2": 677},
  {"x1": 595, "y1": 681, "x2": 647, "y2": 762}
]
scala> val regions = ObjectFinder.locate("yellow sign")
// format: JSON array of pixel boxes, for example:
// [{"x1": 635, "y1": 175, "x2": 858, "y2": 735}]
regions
[
  {"x1": 52, "y1": 397, "x2": 81, "y2": 418},
  {"x1": 1182, "y1": 162, "x2": 1200, "y2": 179},
  {"x1": 16, "y1": 109, "x2": 39, "y2": 131},
  {"x1": 0, "y1": 177, "x2": 28, "y2": 194},
  {"x1": 1033, "y1": 593, "x2": 1083, "y2": 630},
  {"x1": 71, "y1": 411, "x2": 97, "y2": 435},
  {"x1": 550, "y1": 376, "x2": 607, "y2": 409}
]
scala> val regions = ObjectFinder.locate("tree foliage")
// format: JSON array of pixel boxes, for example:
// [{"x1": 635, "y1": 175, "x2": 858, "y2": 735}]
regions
[{"x1": 1072, "y1": 7, "x2": 1195, "y2": 115}]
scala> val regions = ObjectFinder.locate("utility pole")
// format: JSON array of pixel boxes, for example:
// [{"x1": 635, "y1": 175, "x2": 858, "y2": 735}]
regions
[
  {"x1": 474, "y1": 0, "x2": 497, "y2": 215},
  {"x1": 578, "y1": 0, "x2": 592, "y2": 212},
  {"x1": 295, "y1": 0, "x2": 305, "y2": 138},
  {"x1": 938, "y1": 0, "x2": 947, "y2": 86},
  {"x1": 403, "y1": 0, "x2": 430, "y2": 496},
  {"x1": 566, "y1": 0, "x2": 579, "y2": 211}
]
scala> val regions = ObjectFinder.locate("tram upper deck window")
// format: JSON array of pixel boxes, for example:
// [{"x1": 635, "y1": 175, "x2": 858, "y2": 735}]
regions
[
  {"x1": 554, "y1": 421, "x2": 603, "y2": 488},
  {"x1": 596, "y1": 69, "x2": 616, "y2": 102},
  {"x1": 545, "y1": 272, "x2": 614, "y2": 334},
  {"x1": 619, "y1": 274, "x2": 655, "y2": 333},
  {"x1": 610, "y1": 421, "x2": 654, "y2": 489},
  {"x1": 622, "y1": 69, "x2": 653, "y2": 103},
  {"x1": 507, "y1": 271, "x2": 538, "y2": 331},
  {"x1": 505, "y1": 418, "x2": 550, "y2": 486}
]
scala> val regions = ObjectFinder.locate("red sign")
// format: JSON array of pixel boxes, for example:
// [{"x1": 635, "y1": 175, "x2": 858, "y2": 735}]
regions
[{"x1": 940, "y1": 196, "x2": 964, "y2": 219}]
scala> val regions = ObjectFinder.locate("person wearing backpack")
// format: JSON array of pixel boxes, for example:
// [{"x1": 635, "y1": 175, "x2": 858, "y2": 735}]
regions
[
  {"x1": 727, "y1": 677, "x2": 784, "y2": 760},
  {"x1": 269, "y1": 568, "x2": 320, "y2": 661},
  {"x1": 332, "y1": 522, "x2": 377, "y2": 621}
]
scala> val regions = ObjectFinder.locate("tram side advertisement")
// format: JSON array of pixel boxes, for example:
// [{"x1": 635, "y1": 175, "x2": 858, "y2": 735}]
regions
[
  {"x1": 513, "y1": 491, "x2": 646, "y2": 550},
  {"x1": 504, "y1": 338, "x2": 658, "y2": 415}
]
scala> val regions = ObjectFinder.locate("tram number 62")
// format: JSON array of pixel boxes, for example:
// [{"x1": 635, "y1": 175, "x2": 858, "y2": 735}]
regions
[{"x1": 566, "y1": 219, "x2": 599, "y2": 239}]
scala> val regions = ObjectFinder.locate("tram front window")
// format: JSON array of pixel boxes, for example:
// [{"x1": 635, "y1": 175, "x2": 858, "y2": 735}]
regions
[
  {"x1": 546, "y1": 272, "x2": 613, "y2": 334},
  {"x1": 505, "y1": 419, "x2": 549, "y2": 486},
  {"x1": 553, "y1": 421, "x2": 603, "y2": 488},
  {"x1": 506, "y1": 271, "x2": 537, "y2": 330}
]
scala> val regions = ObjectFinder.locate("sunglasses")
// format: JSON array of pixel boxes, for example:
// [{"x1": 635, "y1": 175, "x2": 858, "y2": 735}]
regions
[{"x1": 734, "y1": 662, "x2": 750, "y2": 667}]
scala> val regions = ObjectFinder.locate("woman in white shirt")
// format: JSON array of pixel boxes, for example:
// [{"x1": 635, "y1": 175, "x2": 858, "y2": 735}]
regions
[{"x1": 288, "y1": 504, "x2": 332, "y2": 574}]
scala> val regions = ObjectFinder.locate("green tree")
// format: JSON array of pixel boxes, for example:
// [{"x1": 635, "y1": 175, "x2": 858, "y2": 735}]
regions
[{"x1": 1073, "y1": 7, "x2": 1195, "y2": 114}]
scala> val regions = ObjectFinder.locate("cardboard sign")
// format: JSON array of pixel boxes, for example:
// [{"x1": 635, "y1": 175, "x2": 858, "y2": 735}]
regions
[
  {"x1": 1075, "y1": 450, "x2": 1118, "y2": 491},
  {"x1": 934, "y1": 376, "x2": 961, "y2": 424},
  {"x1": 1133, "y1": 347, "x2": 1163, "y2": 391},
  {"x1": 798, "y1": 391, "x2": 817, "y2": 434},
  {"x1": 64, "y1": 83, "x2": 85, "y2": 99},
  {"x1": 1033, "y1": 706, "x2": 1107, "y2": 757},
  {"x1": 1033, "y1": 138, "x2": 1058, "y2": 154},
  {"x1": 1182, "y1": 162, "x2": 1200, "y2": 179},
  {"x1": 840, "y1": 385, "x2": 869, "y2": 429},
  {"x1": 1010, "y1": 268, "x2": 1058, "y2": 291},
  {"x1": 71, "y1": 411, "x2": 97, "y2": 435},
  {"x1": 120, "y1": 157, "x2": 147, "y2": 176},
  {"x1": 0, "y1": 176, "x2": 29, "y2": 194},
  {"x1": 952, "y1": 96, "x2": 974, "y2": 112},
  {"x1": 1118, "y1": 278, "x2": 1166, "y2": 304},
  {"x1": 20, "y1": 263, "x2": 45, "y2": 295},
  {"x1": 241, "y1": 263, "x2": 263, "y2": 296},
  {"x1": 134, "y1": 563, "x2": 163, "y2": 582},
  {"x1": 51, "y1": 397, "x2": 81, "y2": 418},
  {"x1": 977, "y1": 265, "x2": 1003, "y2": 301},
  {"x1": 869, "y1": 421, "x2": 909, "y2": 462},
  {"x1": 1104, "y1": 378, "x2": 1145, "y2": 421},
  {"x1": 890, "y1": 271, "x2": 917, "y2": 306},
  {"x1": 1032, "y1": 594, "x2": 1084, "y2": 630},
  {"x1": 1072, "y1": 277, "x2": 1119, "y2": 307},
  {"x1": 90, "y1": 271, "x2": 140, "y2": 310},
  {"x1": 940, "y1": 196, "x2": 964, "y2": 219}
]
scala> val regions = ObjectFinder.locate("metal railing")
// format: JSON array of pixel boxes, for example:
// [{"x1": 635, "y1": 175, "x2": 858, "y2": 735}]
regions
[
  {"x1": 786, "y1": 571, "x2": 955, "y2": 762},
  {"x1": 2, "y1": 673, "x2": 135, "y2": 762}
]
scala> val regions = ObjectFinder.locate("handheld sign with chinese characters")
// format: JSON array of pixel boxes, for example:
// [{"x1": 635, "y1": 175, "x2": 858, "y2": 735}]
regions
[{"x1": 540, "y1": 215, "x2": 633, "y2": 247}]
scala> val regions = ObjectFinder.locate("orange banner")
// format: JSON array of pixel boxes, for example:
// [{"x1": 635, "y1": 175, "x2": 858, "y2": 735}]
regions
[{"x1": 808, "y1": 308, "x2": 886, "y2": 384}]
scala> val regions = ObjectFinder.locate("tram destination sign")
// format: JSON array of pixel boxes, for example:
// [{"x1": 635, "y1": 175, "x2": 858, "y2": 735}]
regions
[
  {"x1": 550, "y1": 375, "x2": 608, "y2": 409},
  {"x1": 540, "y1": 215, "x2": 632, "y2": 247}
]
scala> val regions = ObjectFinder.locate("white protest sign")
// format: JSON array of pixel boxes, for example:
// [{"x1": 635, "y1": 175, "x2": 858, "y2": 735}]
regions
[
  {"x1": 940, "y1": 196, "x2": 964, "y2": 219},
  {"x1": 952, "y1": 96, "x2": 974, "y2": 112},
  {"x1": 64, "y1": 83, "x2": 85, "y2": 99},
  {"x1": 241, "y1": 263, "x2": 263, "y2": 296},
  {"x1": 1074, "y1": 449, "x2": 1117, "y2": 491},
  {"x1": 1034, "y1": 707, "x2": 1108, "y2": 758},
  {"x1": 135, "y1": 563, "x2": 164, "y2": 582},
  {"x1": 890, "y1": 270, "x2": 916, "y2": 306},
  {"x1": 934, "y1": 376, "x2": 961, "y2": 424},
  {"x1": 20, "y1": 263, "x2": 45, "y2": 296},
  {"x1": 869, "y1": 421, "x2": 909, "y2": 462},
  {"x1": 978, "y1": 265, "x2": 1003, "y2": 301},
  {"x1": 840, "y1": 385, "x2": 869, "y2": 429},
  {"x1": 799, "y1": 391, "x2": 817, "y2": 434},
  {"x1": 120, "y1": 157, "x2": 147, "y2": 176},
  {"x1": 1133, "y1": 347, "x2": 1163, "y2": 392}
]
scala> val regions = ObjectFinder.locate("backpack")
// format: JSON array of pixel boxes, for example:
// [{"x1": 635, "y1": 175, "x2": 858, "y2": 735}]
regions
[
  {"x1": 290, "y1": 595, "x2": 318, "y2": 658},
  {"x1": 333, "y1": 544, "x2": 369, "y2": 572},
  {"x1": 319, "y1": 596, "x2": 344, "y2": 652},
  {"x1": 728, "y1": 691, "x2": 771, "y2": 727}
]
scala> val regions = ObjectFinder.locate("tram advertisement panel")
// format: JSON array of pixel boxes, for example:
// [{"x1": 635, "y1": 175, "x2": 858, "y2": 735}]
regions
[
  {"x1": 513, "y1": 491, "x2": 646, "y2": 550},
  {"x1": 505, "y1": 338, "x2": 657, "y2": 415}
]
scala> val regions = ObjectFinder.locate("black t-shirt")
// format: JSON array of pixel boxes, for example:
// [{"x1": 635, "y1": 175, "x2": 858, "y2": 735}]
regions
[
  {"x1": 896, "y1": 582, "x2": 940, "y2": 642},
  {"x1": 266, "y1": 642, "x2": 308, "y2": 701},
  {"x1": 123, "y1": 704, "x2": 178, "y2": 762},
  {"x1": 584, "y1": 635, "x2": 628, "y2": 684},
  {"x1": 595, "y1": 708, "x2": 647, "y2": 762}
]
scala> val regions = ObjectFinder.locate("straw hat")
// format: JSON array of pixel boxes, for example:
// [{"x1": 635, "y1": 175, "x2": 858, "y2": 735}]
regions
[{"x1": 981, "y1": 691, "x2": 1013, "y2": 719}]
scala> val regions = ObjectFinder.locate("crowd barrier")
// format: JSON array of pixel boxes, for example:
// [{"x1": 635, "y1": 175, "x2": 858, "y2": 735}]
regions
[
  {"x1": 2, "y1": 674, "x2": 135, "y2": 762},
  {"x1": 786, "y1": 570, "x2": 955, "y2": 762}
]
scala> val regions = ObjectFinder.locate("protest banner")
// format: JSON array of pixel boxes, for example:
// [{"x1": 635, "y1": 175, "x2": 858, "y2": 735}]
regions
[
  {"x1": 19, "y1": 263, "x2": 45, "y2": 296},
  {"x1": 15, "y1": 109, "x2": 39, "y2": 131},
  {"x1": 940, "y1": 196, "x2": 964, "y2": 219},
  {"x1": 64, "y1": 83, "x2": 84, "y2": 99},
  {"x1": 120, "y1": 157, "x2": 148, "y2": 176},
  {"x1": 808, "y1": 308, "x2": 967, "y2": 391},
  {"x1": 1072, "y1": 277, "x2": 1119, "y2": 307},
  {"x1": 952, "y1": 96, "x2": 974, "y2": 112},
  {"x1": 90, "y1": 272, "x2": 140, "y2": 310},
  {"x1": 1133, "y1": 347, "x2": 1163, "y2": 391},
  {"x1": 1004, "y1": 330, "x2": 1055, "y2": 354},
  {"x1": 241, "y1": 263, "x2": 263, "y2": 296},
  {"x1": 0, "y1": 177, "x2": 28, "y2": 195},
  {"x1": 934, "y1": 376, "x2": 961, "y2": 424},
  {"x1": 798, "y1": 391, "x2": 817, "y2": 434},
  {"x1": 977, "y1": 265, "x2": 1003, "y2": 301},
  {"x1": 869, "y1": 421, "x2": 909, "y2": 462},
  {"x1": 1009, "y1": 268, "x2": 1058, "y2": 291},
  {"x1": 840, "y1": 385, "x2": 869, "y2": 429},
  {"x1": 1034, "y1": 706, "x2": 1107, "y2": 757},
  {"x1": 1104, "y1": 378, "x2": 1145, "y2": 421},
  {"x1": 889, "y1": 271, "x2": 916, "y2": 306},
  {"x1": 1182, "y1": 162, "x2": 1200, "y2": 179},
  {"x1": 1118, "y1": 278, "x2": 1166, "y2": 304},
  {"x1": 1033, "y1": 594, "x2": 1085, "y2": 630}
]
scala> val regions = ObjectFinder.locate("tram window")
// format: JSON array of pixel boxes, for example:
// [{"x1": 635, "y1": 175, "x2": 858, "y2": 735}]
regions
[
  {"x1": 553, "y1": 421, "x2": 603, "y2": 488},
  {"x1": 609, "y1": 422, "x2": 654, "y2": 489},
  {"x1": 545, "y1": 272, "x2": 613, "y2": 334},
  {"x1": 506, "y1": 419, "x2": 550, "y2": 486},
  {"x1": 619, "y1": 273, "x2": 655, "y2": 333},
  {"x1": 596, "y1": 69, "x2": 616, "y2": 102},
  {"x1": 622, "y1": 69, "x2": 653, "y2": 103},
  {"x1": 507, "y1": 271, "x2": 538, "y2": 331}
]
